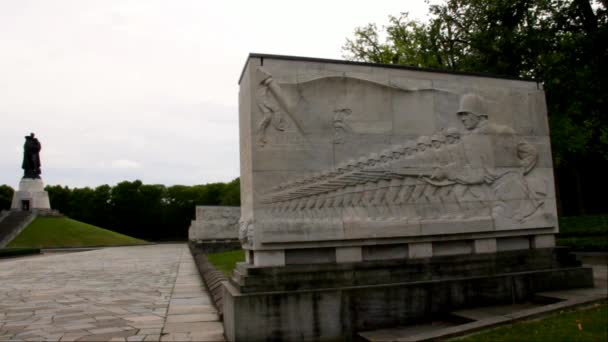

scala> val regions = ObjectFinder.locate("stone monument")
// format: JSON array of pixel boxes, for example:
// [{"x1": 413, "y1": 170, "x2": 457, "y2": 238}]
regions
[
  {"x1": 188, "y1": 206, "x2": 240, "y2": 252},
  {"x1": 223, "y1": 54, "x2": 594, "y2": 341},
  {"x1": 11, "y1": 133, "x2": 51, "y2": 211}
]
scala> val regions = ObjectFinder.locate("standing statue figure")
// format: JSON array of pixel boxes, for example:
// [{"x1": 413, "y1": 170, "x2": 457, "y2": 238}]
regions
[{"x1": 22, "y1": 133, "x2": 42, "y2": 179}]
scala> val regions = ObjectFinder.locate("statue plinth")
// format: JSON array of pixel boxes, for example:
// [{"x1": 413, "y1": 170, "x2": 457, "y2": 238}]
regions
[{"x1": 11, "y1": 178, "x2": 51, "y2": 211}]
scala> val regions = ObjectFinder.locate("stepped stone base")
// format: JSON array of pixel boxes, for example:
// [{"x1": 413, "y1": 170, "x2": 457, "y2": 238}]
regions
[
  {"x1": 0, "y1": 210, "x2": 37, "y2": 248},
  {"x1": 11, "y1": 178, "x2": 50, "y2": 210},
  {"x1": 222, "y1": 248, "x2": 594, "y2": 341}
]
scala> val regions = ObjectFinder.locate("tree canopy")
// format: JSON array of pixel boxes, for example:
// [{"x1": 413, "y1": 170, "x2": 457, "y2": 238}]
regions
[
  {"x1": 26, "y1": 179, "x2": 240, "y2": 241},
  {"x1": 0, "y1": 185, "x2": 14, "y2": 211},
  {"x1": 0, "y1": 178, "x2": 241, "y2": 239},
  {"x1": 343, "y1": 0, "x2": 607, "y2": 215}
]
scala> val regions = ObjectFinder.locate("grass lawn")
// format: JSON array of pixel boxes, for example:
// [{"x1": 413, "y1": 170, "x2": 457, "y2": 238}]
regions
[
  {"x1": 206, "y1": 249, "x2": 245, "y2": 276},
  {"x1": 557, "y1": 214, "x2": 608, "y2": 251},
  {"x1": 7, "y1": 217, "x2": 148, "y2": 248},
  {"x1": 452, "y1": 302, "x2": 607, "y2": 342}
]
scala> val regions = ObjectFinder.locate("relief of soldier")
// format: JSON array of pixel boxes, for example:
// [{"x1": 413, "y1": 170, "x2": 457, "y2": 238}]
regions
[{"x1": 262, "y1": 93, "x2": 545, "y2": 227}]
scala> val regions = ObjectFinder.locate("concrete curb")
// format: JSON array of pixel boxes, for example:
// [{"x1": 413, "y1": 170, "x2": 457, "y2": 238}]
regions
[{"x1": 188, "y1": 245, "x2": 229, "y2": 318}]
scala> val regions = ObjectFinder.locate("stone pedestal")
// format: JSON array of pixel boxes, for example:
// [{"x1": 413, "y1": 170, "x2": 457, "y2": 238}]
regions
[
  {"x1": 227, "y1": 53, "x2": 594, "y2": 341},
  {"x1": 11, "y1": 178, "x2": 51, "y2": 211},
  {"x1": 223, "y1": 248, "x2": 593, "y2": 341}
]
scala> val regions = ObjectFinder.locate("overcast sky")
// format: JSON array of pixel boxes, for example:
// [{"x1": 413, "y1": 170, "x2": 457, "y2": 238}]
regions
[{"x1": 0, "y1": 0, "x2": 433, "y2": 188}]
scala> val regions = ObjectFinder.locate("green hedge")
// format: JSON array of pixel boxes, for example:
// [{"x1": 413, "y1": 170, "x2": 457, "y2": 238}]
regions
[
  {"x1": 557, "y1": 215, "x2": 608, "y2": 251},
  {"x1": 0, "y1": 247, "x2": 40, "y2": 258}
]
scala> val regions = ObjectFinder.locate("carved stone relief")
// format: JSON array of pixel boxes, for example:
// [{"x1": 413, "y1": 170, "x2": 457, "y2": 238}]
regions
[
  {"x1": 253, "y1": 68, "x2": 438, "y2": 148},
  {"x1": 238, "y1": 218, "x2": 254, "y2": 246},
  {"x1": 332, "y1": 108, "x2": 352, "y2": 144},
  {"x1": 255, "y1": 67, "x2": 305, "y2": 147},
  {"x1": 188, "y1": 206, "x2": 240, "y2": 241},
  {"x1": 242, "y1": 57, "x2": 555, "y2": 249},
  {"x1": 259, "y1": 93, "x2": 552, "y2": 231}
]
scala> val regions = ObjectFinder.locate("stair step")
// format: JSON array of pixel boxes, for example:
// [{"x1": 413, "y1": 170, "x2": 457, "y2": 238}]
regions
[{"x1": 0, "y1": 211, "x2": 35, "y2": 247}]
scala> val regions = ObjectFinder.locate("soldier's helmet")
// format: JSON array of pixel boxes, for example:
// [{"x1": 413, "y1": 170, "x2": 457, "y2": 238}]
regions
[
  {"x1": 445, "y1": 127, "x2": 460, "y2": 137},
  {"x1": 457, "y1": 93, "x2": 486, "y2": 117},
  {"x1": 431, "y1": 134, "x2": 446, "y2": 143},
  {"x1": 398, "y1": 141, "x2": 412, "y2": 155},
  {"x1": 356, "y1": 156, "x2": 368, "y2": 168},
  {"x1": 368, "y1": 153, "x2": 380, "y2": 163},
  {"x1": 379, "y1": 148, "x2": 392, "y2": 158},
  {"x1": 417, "y1": 136, "x2": 431, "y2": 146}
]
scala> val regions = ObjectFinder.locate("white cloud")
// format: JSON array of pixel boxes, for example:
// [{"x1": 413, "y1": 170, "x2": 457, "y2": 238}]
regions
[{"x1": 110, "y1": 159, "x2": 141, "y2": 169}]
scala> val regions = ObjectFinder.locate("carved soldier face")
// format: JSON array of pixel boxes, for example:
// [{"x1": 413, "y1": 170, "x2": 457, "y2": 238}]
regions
[
  {"x1": 432, "y1": 140, "x2": 443, "y2": 149},
  {"x1": 446, "y1": 134, "x2": 460, "y2": 145},
  {"x1": 417, "y1": 143, "x2": 428, "y2": 152},
  {"x1": 458, "y1": 112, "x2": 482, "y2": 130},
  {"x1": 366, "y1": 154, "x2": 379, "y2": 167}
]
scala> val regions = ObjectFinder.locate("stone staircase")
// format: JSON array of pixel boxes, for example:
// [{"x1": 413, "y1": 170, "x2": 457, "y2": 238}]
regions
[{"x1": 0, "y1": 210, "x2": 36, "y2": 248}]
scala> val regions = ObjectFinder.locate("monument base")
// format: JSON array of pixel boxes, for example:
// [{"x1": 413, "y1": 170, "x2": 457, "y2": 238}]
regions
[
  {"x1": 11, "y1": 178, "x2": 51, "y2": 211},
  {"x1": 222, "y1": 248, "x2": 593, "y2": 341}
]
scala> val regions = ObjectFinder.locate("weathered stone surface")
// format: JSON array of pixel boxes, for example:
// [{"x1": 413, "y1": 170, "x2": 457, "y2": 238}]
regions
[
  {"x1": 229, "y1": 248, "x2": 584, "y2": 293},
  {"x1": 408, "y1": 242, "x2": 433, "y2": 259},
  {"x1": 238, "y1": 54, "x2": 558, "y2": 266},
  {"x1": 11, "y1": 178, "x2": 50, "y2": 210},
  {"x1": 532, "y1": 234, "x2": 556, "y2": 249},
  {"x1": 473, "y1": 238, "x2": 498, "y2": 254},
  {"x1": 227, "y1": 54, "x2": 588, "y2": 342},
  {"x1": 188, "y1": 206, "x2": 239, "y2": 242},
  {"x1": 224, "y1": 260, "x2": 593, "y2": 341},
  {"x1": 335, "y1": 246, "x2": 363, "y2": 263}
]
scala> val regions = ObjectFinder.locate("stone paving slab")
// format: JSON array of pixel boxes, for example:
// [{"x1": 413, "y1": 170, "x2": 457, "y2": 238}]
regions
[{"x1": 0, "y1": 244, "x2": 223, "y2": 341}]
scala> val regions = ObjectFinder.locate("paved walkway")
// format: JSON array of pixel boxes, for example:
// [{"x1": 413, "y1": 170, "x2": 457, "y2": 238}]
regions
[{"x1": 0, "y1": 244, "x2": 223, "y2": 341}]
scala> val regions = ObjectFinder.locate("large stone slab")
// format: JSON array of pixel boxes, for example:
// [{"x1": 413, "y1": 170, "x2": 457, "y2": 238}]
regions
[
  {"x1": 238, "y1": 54, "x2": 558, "y2": 265},
  {"x1": 226, "y1": 54, "x2": 589, "y2": 342},
  {"x1": 188, "y1": 206, "x2": 240, "y2": 242}
]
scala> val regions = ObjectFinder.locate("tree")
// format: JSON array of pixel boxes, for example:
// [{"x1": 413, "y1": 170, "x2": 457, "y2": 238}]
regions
[
  {"x1": 0, "y1": 185, "x2": 14, "y2": 210},
  {"x1": 138, "y1": 184, "x2": 166, "y2": 240},
  {"x1": 92, "y1": 185, "x2": 112, "y2": 228},
  {"x1": 220, "y1": 178, "x2": 240, "y2": 206},
  {"x1": 39, "y1": 179, "x2": 241, "y2": 240},
  {"x1": 46, "y1": 185, "x2": 72, "y2": 214},
  {"x1": 343, "y1": 0, "x2": 608, "y2": 215}
]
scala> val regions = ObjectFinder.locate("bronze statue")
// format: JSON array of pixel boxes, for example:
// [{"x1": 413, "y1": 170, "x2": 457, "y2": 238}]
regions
[{"x1": 22, "y1": 133, "x2": 41, "y2": 179}]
